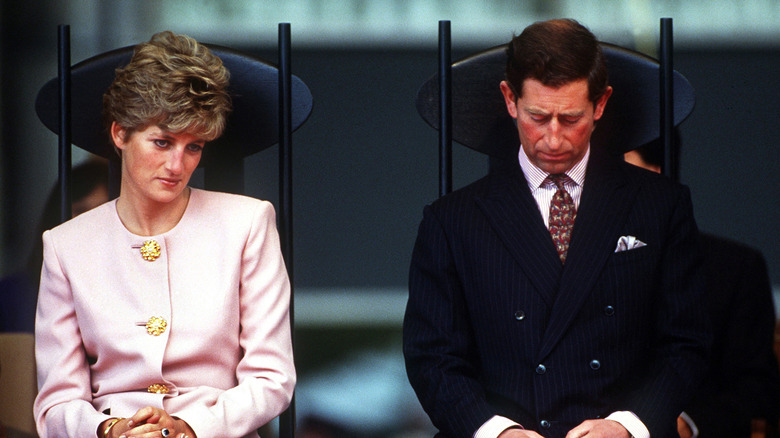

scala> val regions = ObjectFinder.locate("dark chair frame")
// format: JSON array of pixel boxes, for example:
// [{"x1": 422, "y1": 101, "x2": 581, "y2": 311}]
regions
[{"x1": 417, "y1": 19, "x2": 693, "y2": 196}]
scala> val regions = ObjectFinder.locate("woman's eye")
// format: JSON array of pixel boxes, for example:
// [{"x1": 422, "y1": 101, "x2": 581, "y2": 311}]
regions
[
  {"x1": 154, "y1": 139, "x2": 169, "y2": 148},
  {"x1": 187, "y1": 144, "x2": 203, "y2": 152}
]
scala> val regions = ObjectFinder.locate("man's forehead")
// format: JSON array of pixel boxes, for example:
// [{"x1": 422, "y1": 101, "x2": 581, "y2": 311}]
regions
[
  {"x1": 519, "y1": 78, "x2": 592, "y2": 113},
  {"x1": 520, "y1": 77, "x2": 590, "y2": 96}
]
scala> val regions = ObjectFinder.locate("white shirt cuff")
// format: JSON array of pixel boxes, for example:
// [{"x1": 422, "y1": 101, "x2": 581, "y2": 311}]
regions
[
  {"x1": 606, "y1": 411, "x2": 650, "y2": 438},
  {"x1": 474, "y1": 415, "x2": 523, "y2": 438},
  {"x1": 679, "y1": 411, "x2": 699, "y2": 438}
]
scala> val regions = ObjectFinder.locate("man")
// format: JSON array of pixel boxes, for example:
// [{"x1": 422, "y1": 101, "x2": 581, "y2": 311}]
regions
[
  {"x1": 403, "y1": 19, "x2": 711, "y2": 438},
  {"x1": 626, "y1": 144, "x2": 780, "y2": 438}
]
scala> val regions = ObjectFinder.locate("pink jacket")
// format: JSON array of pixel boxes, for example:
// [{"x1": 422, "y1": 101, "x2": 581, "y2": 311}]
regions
[{"x1": 34, "y1": 189, "x2": 295, "y2": 438}]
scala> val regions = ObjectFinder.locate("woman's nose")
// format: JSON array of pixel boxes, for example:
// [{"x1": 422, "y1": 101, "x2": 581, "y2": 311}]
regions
[{"x1": 165, "y1": 149, "x2": 184, "y2": 174}]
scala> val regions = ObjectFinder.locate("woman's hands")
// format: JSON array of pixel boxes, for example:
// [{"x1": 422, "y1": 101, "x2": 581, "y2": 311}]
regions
[{"x1": 99, "y1": 407, "x2": 196, "y2": 438}]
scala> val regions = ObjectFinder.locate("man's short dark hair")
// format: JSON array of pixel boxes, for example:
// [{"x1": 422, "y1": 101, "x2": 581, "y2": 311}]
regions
[{"x1": 505, "y1": 18, "x2": 609, "y2": 103}]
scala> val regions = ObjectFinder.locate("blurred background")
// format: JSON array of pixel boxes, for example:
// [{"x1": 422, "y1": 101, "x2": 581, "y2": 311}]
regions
[{"x1": 2, "y1": 1, "x2": 779, "y2": 436}]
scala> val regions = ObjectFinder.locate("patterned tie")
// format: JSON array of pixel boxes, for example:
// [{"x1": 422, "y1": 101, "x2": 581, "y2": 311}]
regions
[{"x1": 548, "y1": 174, "x2": 577, "y2": 264}]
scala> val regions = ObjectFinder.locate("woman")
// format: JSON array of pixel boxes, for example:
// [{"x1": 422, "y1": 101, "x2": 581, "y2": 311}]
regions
[{"x1": 33, "y1": 31, "x2": 295, "y2": 438}]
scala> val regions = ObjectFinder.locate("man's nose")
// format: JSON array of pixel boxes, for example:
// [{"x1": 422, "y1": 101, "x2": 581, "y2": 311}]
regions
[{"x1": 546, "y1": 119, "x2": 563, "y2": 149}]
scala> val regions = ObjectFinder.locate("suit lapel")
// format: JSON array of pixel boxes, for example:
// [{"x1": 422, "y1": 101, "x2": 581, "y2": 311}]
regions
[
  {"x1": 476, "y1": 164, "x2": 563, "y2": 307},
  {"x1": 537, "y1": 149, "x2": 638, "y2": 360}
]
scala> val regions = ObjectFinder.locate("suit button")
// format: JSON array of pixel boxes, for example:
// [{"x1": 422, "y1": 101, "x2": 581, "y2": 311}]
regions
[
  {"x1": 604, "y1": 305, "x2": 615, "y2": 316},
  {"x1": 139, "y1": 239, "x2": 162, "y2": 261},
  {"x1": 147, "y1": 383, "x2": 169, "y2": 394},
  {"x1": 138, "y1": 316, "x2": 167, "y2": 336},
  {"x1": 536, "y1": 364, "x2": 546, "y2": 374},
  {"x1": 514, "y1": 310, "x2": 526, "y2": 321},
  {"x1": 540, "y1": 420, "x2": 551, "y2": 429},
  {"x1": 590, "y1": 360, "x2": 601, "y2": 370}
]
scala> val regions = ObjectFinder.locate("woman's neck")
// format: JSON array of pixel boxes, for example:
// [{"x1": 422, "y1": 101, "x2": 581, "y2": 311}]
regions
[{"x1": 116, "y1": 187, "x2": 191, "y2": 236}]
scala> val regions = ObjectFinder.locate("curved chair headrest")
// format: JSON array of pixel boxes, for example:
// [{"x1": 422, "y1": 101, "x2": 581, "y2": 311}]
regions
[
  {"x1": 416, "y1": 42, "x2": 695, "y2": 159},
  {"x1": 35, "y1": 44, "x2": 313, "y2": 165}
]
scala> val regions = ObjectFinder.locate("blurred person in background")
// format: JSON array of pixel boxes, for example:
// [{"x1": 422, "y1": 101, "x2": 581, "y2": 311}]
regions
[
  {"x1": 626, "y1": 140, "x2": 780, "y2": 438},
  {"x1": 0, "y1": 157, "x2": 108, "y2": 334}
]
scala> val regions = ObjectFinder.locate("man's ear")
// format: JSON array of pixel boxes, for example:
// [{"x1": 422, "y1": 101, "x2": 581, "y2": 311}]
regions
[
  {"x1": 499, "y1": 80, "x2": 519, "y2": 119},
  {"x1": 110, "y1": 122, "x2": 126, "y2": 150},
  {"x1": 593, "y1": 86, "x2": 613, "y2": 121}
]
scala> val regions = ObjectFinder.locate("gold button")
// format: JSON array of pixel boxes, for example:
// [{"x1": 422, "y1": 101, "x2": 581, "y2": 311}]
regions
[
  {"x1": 140, "y1": 240, "x2": 161, "y2": 261},
  {"x1": 147, "y1": 383, "x2": 169, "y2": 394},
  {"x1": 141, "y1": 316, "x2": 167, "y2": 336}
]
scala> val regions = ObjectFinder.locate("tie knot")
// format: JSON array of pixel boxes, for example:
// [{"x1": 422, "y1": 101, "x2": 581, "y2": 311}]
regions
[{"x1": 548, "y1": 174, "x2": 568, "y2": 190}]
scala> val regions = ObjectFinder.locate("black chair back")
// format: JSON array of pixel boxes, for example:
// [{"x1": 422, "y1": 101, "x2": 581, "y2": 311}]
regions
[{"x1": 416, "y1": 40, "x2": 695, "y2": 169}]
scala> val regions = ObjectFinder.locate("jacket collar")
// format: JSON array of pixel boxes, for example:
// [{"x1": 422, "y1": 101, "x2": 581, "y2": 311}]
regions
[{"x1": 477, "y1": 148, "x2": 639, "y2": 359}]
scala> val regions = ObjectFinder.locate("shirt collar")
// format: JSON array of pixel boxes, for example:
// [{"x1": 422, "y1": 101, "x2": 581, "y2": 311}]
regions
[{"x1": 518, "y1": 145, "x2": 590, "y2": 189}]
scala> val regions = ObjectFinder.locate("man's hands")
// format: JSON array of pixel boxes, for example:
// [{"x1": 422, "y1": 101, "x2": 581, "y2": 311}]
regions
[
  {"x1": 498, "y1": 428, "x2": 545, "y2": 438},
  {"x1": 565, "y1": 419, "x2": 630, "y2": 438},
  {"x1": 495, "y1": 418, "x2": 630, "y2": 438},
  {"x1": 677, "y1": 415, "x2": 694, "y2": 438}
]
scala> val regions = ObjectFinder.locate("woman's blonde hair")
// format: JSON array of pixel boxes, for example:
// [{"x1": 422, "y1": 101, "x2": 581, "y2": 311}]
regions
[{"x1": 103, "y1": 31, "x2": 232, "y2": 143}]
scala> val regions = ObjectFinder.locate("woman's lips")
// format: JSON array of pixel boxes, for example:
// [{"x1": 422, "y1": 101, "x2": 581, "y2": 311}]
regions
[{"x1": 158, "y1": 177, "x2": 180, "y2": 187}]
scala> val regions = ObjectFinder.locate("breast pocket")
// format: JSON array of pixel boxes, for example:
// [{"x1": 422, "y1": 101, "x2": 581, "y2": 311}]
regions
[
  {"x1": 599, "y1": 244, "x2": 660, "y2": 340},
  {"x1": 609, "y1": 244, "x2": 654, "y2": 266},
  {"x1": 605, "y1": 245, "x2": 659, "y2": 285}
]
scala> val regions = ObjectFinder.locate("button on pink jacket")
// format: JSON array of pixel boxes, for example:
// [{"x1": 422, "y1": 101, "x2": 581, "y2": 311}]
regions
[{"x1": 34, "y1": 189, "x2": 295, "y2": 438}]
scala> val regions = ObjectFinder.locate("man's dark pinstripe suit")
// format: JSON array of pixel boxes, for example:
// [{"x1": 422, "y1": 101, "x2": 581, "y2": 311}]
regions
[{"x1": 403, "y1": 147, "x2": 711, "y2": 438}]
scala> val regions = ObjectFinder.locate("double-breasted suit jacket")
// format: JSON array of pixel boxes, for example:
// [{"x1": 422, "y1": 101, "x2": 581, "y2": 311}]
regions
[
  {"x1": 34, "y1": 189, "x2": 295, "y2": 438},
  {"x1": 403, "y1": 148, "x2": 711, "y2": 438}
]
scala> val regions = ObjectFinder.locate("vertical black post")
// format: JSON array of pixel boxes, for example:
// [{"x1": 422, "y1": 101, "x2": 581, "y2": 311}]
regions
[
  {"x1": 277, "y1": 22, "x2": 296, "y2": 438},
  {"x1": 439, "y1": 20, "x2": 453, "y2": 197},
  {"x1": 58, "y1": 25, "x2": 72, "y2": 223},
  {"x1": 659, "y1": 18, "x2": 677, "y2": 181}
]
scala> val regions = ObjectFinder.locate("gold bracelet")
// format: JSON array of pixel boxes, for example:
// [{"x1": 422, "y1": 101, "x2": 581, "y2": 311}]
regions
[{"x1": 103, "y1": 418, "x2": 122, "y2": 438}]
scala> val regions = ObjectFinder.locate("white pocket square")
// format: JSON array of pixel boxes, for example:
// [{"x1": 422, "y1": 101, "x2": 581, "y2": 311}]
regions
[{"x1": 615, "y1": 235, "x2": 647, "y2": 252}]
